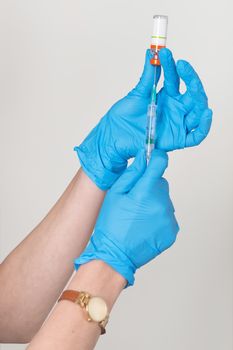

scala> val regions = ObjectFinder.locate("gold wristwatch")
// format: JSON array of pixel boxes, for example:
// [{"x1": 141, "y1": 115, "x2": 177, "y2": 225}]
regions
[{"x1": 58, "y1": 290, "x2": 109, "y2": 335}]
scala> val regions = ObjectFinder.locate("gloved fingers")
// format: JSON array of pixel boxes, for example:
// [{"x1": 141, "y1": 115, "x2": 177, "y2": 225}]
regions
[
  {"x1": 131, "y1": 49, "x2": 161, "y2": 98},
  {"x1": 112, "y1": 150, "x2": 146, "y2": 194},
  {"x1": 159, "y1": 48, "x2": 180, "y2": 97},
  {"x1": 185, "y1": 106, "x2": 203, "y2": 132},
  {"x1": 180, "y1": 91, "x2": 208, "y2": 114},
  {"x1": 185, "y1": 108, "x2": 212, "y2": 147},
  {"x1": 144, "y1": 149, "x2": 168, "y2": 178},
  {"x1": 177, "y1": 60, "x2": 207, "y2": 100},
  {"x1": 132, "y1": 149, "x2": 168, "y2": 193},
  {"x1": 180, "y1": 83, "x2": 208, "y2": 115}
]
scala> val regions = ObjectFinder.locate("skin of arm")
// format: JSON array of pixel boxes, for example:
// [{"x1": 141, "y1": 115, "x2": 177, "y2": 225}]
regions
[
  {"x1": 0, "y1": 48, "x2": 211, "y2": 345},
  {"x1": 27, "y1": 260, "x2": 126, "y2": 350},
  {"x1": 27, "y1": 150, "x2": 178, "y2": 350},
  {"x1": 0, "y1": 169, "x2": 105, "y2": 343}
]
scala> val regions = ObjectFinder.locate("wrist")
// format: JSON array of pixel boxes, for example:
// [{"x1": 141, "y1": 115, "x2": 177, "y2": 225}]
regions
[
  {"x1": 69, "y1": 260, "x2": 126, "y2": 310},
  {"x1": 75, "y1": 229, "x2": 136, "y2": 287},
  {"x1": 74, "y1": 121, "x2": 127, "y2": 190}
]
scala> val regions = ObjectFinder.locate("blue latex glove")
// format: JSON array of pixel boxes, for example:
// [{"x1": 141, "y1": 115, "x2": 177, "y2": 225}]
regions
[
  {"x1": 75, "y1": 49, "x2": 161, "y2": 190},
  {"x1": 75, "y1": 150, "x2": 179, "y2": 286},
  {"x1": 156, "y1": 48, "x2": 212, "y2": 150},
  {"x1": 74, "y1": 49, "x2": 212, "y2": 190}
]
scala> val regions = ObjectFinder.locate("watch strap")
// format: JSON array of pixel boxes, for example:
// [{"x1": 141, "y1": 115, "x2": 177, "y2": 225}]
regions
[
  {"x1": 58, "y1": 290, "x2": 107, "y2": 335},
  {"x1": 58, "y1": 290, "x2": 82, "y2": 303}
]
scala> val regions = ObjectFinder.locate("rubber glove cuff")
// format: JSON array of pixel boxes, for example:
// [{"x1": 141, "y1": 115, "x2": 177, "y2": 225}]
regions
[
  {"x1": 74, "y1": 116, "x2": 126, "y2": 190},
  {"x1": 74, "y1": 145, "x2": 123, "y2": 190},
  {"x1": 74, "y1": 229, "x2": 136, "y2": 286}
]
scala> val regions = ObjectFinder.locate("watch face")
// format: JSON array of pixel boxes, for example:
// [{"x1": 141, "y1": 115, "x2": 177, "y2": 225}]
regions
[{"x1": 87, "y1": 296, "x2": 108, "y2": 322}]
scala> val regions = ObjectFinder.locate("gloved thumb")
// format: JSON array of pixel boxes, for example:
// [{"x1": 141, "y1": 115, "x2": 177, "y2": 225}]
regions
[
  {"x1": 147, "y1": 149, "x2": 168, "y2": 176},
  {"x1": 112, "y1": 150, "x2": 146, "y2": 194},
  {"x1": 133, "y1": 149, "x2": 168, "y2": 192},
  {"x1": 130, "y1": 49, "x2": 161, "y2": 98}
]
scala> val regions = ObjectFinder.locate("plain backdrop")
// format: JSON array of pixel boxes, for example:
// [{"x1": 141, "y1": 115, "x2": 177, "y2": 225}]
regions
[{"x1": 0, "y1": 0, "x2": 232, "y2": 349}]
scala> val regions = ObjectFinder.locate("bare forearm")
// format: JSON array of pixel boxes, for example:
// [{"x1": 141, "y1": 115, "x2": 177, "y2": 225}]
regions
[
  {"x1": 0, "y1": 169, "x2": 105, "y2": 343},
  {"x1": 27, "y1": 260, "x2": 126, "y2": 350}
]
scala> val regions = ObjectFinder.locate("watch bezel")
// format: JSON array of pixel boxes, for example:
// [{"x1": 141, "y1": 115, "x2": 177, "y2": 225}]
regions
[{"x1": 86, "y1": 296, "x2": 108, "y2": 323}]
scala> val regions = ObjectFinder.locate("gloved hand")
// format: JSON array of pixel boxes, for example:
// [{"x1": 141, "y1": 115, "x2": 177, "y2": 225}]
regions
[
  {"x1": 75, "y1": 49, "x2": 160, "y2": 190},
  {"x1": 75, "y1": 150, "x2": 179, "y2": 286},
  {"x1": 156, "y1": 48, "x2": 212, "y2": 150},
  {"x1": 74, "y1": 49, "x2": 212, "y2": 190}
]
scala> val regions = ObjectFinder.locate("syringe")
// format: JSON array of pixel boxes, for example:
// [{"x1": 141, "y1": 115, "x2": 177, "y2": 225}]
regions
[
  {"x1": 145, "y1": 15, "x2": 168, "y2": 164},
  {"x1": 145, "y1": 69, "x2": 158, "y2": 164}
]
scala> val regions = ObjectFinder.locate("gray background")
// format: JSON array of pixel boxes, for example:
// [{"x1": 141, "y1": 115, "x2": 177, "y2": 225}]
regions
[{"x1": 0, "y1": 0, "x2": 232, "y2": 349}]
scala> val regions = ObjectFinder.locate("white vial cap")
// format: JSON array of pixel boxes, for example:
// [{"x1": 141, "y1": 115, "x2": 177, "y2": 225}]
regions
[{"x1": 151, "y1": 15, "x2": 168, "y2": 47}]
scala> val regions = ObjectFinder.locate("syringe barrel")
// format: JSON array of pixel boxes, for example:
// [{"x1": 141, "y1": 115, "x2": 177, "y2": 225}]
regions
[
  {"x1": 150, "y1": 15, "x2": 168, "y2": 66},
  {"x1": 145, "y1": 103, "x2": 157, "y2": 163}
]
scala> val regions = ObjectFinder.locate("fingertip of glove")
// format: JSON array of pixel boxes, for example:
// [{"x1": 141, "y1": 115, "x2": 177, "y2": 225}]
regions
[
  {"x1": 159, "y1": 47, "x2": 172, "y2": 58},
  {"x1": 130, "y1": 149, "x2": 146, "y2": 169},
  {"x1": 146, "y1": 48, "x2": 153, "y2": 58},
  {"x1": 176, "y1": 59, "x2": 190, "y2": 74},
  {"x1": 145, "y1": 49, "x2": 154, "y2": 67},
  {"x1": 146, "y1": 150, "x2": 168, "y2": 177},
  {"x1": 158, "y1": 48, "x2": 173, "y2": 65},
  {"x1": 206, "y1": 108, "x2": 213, "y2": 118},
  {"x1": 151, "y1": 149, "x2": 168, "y2": 165},
  {"x1": 177, "y1": 59, "x2": 189, "y2": 66},
  {"x1": 202, "y1": 108, "x2": 213, "y2": 132}
]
